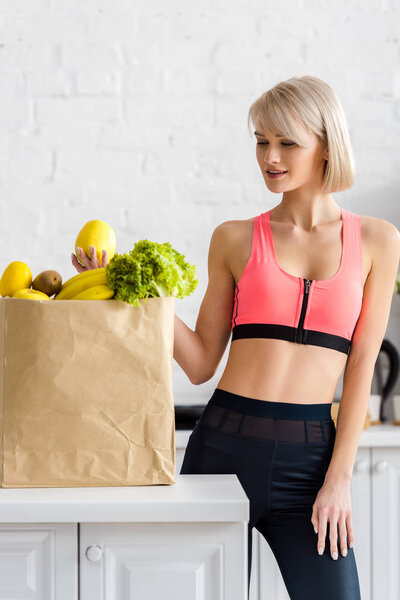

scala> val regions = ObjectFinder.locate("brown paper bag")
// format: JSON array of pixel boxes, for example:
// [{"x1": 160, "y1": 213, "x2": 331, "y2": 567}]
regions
[{"x1": 0, "y1": 296, "x2": 176, "y2": 488}]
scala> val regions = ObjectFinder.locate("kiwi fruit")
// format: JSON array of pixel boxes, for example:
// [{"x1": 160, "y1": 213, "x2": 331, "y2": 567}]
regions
[{"x1": 32, "y1": 270, "x2": 62, "y2": 297}]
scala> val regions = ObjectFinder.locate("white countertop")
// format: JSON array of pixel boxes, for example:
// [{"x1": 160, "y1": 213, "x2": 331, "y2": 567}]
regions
[
  {"x1": 0, "y1": 474, "x2": 249, "y2": 523},
  {"x1": 175, "y1": 423, "x2": 400, "y2": 448},
  {"x1": 356, "y1": 423, "x2": 400, "y2": 446}
]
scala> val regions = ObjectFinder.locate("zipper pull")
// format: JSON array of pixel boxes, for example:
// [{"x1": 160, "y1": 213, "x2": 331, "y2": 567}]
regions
[{"x1": 304, "y1": 278, "x2": 311, "y2": 294}]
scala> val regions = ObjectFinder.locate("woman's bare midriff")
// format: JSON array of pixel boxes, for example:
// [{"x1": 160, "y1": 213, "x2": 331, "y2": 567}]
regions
[
  {"x1": 216, "y1": 215, "x2": 372, "y2": 405},
  {"x1": 217, "y1": 338, "x2": 347, "y2": 404}
]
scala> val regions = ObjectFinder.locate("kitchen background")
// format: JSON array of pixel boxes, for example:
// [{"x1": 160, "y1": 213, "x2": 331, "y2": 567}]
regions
[{"x1": 0, "y1": 0, "x2": 399, "y2": 413}]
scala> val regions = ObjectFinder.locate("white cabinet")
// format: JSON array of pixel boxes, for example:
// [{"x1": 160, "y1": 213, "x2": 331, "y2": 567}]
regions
[
  {"x1": 0, "y1": 475, "x2": 249, "y2": 600},
  {"x1": 0, "y1": 523, "x2": 77, "y2": 599},
  {"x1": 176, "y1": 425, "x2": 400, "y2": 600},
  {"x1": 371, "y1": 447, "x2": 400, "y2": 600},
  {"x1": 80, "y1": 521, "x2": 246, "y2": 600}
]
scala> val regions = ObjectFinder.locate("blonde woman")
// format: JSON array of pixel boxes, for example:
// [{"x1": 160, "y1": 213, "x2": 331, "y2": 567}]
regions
[
  {"x1": 72, "y1": 76, "x2": 400, "y2": 599},
  {"x1": 176, "y1": 76, "x2": 400, "y2": 599}
]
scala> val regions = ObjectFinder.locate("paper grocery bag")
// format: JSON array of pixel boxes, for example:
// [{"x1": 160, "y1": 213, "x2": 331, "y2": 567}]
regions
[{"x1": 0, "y1": 296, "x2": 176, "y2": 488}]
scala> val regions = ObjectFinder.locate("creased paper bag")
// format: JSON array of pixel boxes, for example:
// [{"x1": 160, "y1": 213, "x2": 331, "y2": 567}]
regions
[{"x1": 0, "y1": 296, "x2": 176, "y2": 488}]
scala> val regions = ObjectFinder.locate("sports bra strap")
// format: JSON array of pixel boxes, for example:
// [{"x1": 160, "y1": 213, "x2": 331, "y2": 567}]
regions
[{"x1": 342, "y1": 208, "x2": 362, "y2": 273}]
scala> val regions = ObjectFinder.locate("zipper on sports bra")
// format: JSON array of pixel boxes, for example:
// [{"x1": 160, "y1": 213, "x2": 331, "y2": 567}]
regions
[{"x1": 296, "y1": 278, "x2": 312, "y2": 343}]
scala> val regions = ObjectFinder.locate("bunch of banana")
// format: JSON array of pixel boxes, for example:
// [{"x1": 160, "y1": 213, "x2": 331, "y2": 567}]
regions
[
  {"x1": 72, "y1": 285, "x2": 114, "y2": 300},
  {"x1": 54, "y1": 267, "x2": 115, "y2": 300}
]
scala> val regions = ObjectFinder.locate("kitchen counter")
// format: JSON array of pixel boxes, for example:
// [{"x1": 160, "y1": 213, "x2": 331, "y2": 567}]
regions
[
  {"x1": 0, "y1": 474, "x2": 249, "y2": 523},
  {"x1": 355, "y1": 423, "x2": 400, "y2": 446}
]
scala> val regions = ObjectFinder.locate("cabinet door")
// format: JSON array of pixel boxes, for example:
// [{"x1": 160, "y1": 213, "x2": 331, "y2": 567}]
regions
[
  {"x1": 80, "y1": 522, "x2": 247, "y2": 600},
  {"x1": 351, "y1": 447, "x2": 371, "y2": 600},
  {"x1": 371, "y1": 447, "x2": 400, "y2": 600},
  {"x1": 0, "y1": 523, "x2": 77, "y2": 599}
]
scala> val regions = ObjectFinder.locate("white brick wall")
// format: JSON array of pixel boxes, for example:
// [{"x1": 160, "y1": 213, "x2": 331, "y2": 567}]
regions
[{"x1": 0, "y1": 1, "x2": 399, "y2": 408}]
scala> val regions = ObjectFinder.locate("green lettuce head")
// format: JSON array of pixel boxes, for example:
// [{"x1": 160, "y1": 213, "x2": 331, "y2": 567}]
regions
[{"x1": 105, "y1": 239, "x2": 198, "y2": 306}]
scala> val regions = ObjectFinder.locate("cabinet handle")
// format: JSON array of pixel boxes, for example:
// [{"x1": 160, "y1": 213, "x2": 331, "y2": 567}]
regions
[
  {"x1": 85, "y1": 545, "x2": 103, "y2": 561},
  {"x1": 375, "y1": 460, "x2": 388, "y2": 473},
  {"x1": 355, "y1": 459, "x2": 368, "y2": 472}
]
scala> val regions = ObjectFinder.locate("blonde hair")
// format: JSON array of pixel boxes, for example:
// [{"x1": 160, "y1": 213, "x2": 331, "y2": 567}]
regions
[{"x1": 247, "y1": 76, "x2": 355, "y2": 193}]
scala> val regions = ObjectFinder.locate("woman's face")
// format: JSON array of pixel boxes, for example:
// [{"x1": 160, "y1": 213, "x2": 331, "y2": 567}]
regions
[{"x1": 254, "y1": 123, "x2": 328, "y2": 192}]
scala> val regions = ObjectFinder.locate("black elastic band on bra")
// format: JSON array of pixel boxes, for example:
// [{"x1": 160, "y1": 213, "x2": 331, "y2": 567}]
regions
[{"x1": 231, "y1": 323, "x2": 351, "y2": 355}]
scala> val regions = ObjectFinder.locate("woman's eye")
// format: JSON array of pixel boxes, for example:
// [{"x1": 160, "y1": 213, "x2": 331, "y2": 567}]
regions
[{"x1": 256, "y1": 142, "x2": 295, "y2": 146}]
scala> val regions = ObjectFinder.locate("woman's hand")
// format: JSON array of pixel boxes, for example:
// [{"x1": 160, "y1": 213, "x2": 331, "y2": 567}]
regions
[
  {"x1": 71, "y1": 246, "x2": 109, "y2": 273},
  {"x1": 311, "y1": 477, "x2": 354, "y2": 560}
]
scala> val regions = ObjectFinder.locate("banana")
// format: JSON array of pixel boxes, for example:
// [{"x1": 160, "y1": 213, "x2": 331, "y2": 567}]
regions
[
  {"x1": 61, "y1": 267, "x2": 106, "y2": 290},
  {"x1": 55, "y1": 270, "x2": 109, "y2": 300},
  {"x1": 70, "y1": 284, "x2": 115, "y2": 301}
]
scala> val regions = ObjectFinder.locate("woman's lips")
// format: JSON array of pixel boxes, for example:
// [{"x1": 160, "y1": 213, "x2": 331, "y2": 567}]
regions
[{"x1": 266, "y1": 170, "x2": 288, "y2": 179}]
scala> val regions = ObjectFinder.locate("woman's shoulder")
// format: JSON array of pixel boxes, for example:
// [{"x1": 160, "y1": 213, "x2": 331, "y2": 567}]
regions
[
  {"x1": 352, "y1": 211, "x2": 400, "y2": 272},
  {"x1": 215, "y1": 215, "x2": 256, "y2": 238},
  {"x1": 354, "y1": 211, "x2": 400, "y2": 244},
  {"x1": 212, "y1": 217, "x2": 256, "y2": 286},
  {"x1": 212, "y1": 218, "x2": 256, "y2": 263}
]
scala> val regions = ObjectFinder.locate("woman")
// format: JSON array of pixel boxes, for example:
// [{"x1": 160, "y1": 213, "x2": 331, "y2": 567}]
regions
[{"x1": 72, "y1": 76, "x2": 400, "y2": 600}]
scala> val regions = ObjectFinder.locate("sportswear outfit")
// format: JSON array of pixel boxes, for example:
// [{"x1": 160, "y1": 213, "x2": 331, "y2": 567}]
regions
[{"x1": 180, "y1": 208, "x2": 363, "y2": 599}]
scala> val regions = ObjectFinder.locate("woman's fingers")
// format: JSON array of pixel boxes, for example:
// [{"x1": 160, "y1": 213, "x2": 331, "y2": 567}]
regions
[
  {"x1": 76, "y1": 247, "x2": 92, "y2": 269},
  {"x1": 71, "y1": 246, "x2": 107, "y2": 272},
  {"x1": 77, "y1": 246, "x2": 100, "y2": 270},
  {"x1": 313, "y1": 508, "x2": 353, "y2": 560},
  {"x1": 345, "y1": 512, "x2": 354, "y2": 549},
  {"x1": 338, "y1": 514, "x2": 348, "y2": 557},
  {"x1": 90, "y1": 245, "x2": 101, "y2": 268},
  {"x1": 329, "y1": 511, "x2": 339, "y2": 560},
  {"x1": 71, "y1": 252, "x2": 87, "y2": 273},
  {"x1": 316, "y1": 507, "x2": 328, "y2": 556}
]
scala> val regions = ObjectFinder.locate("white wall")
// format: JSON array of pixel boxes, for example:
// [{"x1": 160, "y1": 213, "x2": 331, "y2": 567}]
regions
[{"x1": 0, "y1": 0, "x2": 399, "y2": 409}]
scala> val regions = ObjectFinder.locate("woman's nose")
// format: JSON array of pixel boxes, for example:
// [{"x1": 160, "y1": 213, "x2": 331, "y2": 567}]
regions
[
  {"x1": 264, "y1": 157, "x2": 282, "y2": 167},
  {"x1": 263, "y1": 149, "x2": 281, "y2": 163},
  {"x1": 264, "y1": 147, "x2": 279, "y2": 164}
]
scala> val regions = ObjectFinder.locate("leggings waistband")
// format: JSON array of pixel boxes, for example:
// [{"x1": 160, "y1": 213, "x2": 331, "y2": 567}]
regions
[{"x1": 209, "y1": 388, "x2": 333, "y2": 421}]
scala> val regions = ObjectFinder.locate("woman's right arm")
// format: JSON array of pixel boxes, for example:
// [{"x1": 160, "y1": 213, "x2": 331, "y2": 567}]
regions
[{"x1": 173, "y1": 222, "x2": 236, "y2": 385}]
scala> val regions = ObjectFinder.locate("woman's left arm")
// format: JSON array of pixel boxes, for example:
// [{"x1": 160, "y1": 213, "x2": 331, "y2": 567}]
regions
[{"x1": 311, "y1": 217, "x2": 400, "y2": 561}]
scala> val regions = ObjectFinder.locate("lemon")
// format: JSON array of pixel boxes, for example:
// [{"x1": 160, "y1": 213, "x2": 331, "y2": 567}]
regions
[
  {"x1": 75, "y1": 219, "x2": 116, "y2": 266},
  {"x1": 0, "y1": 261, "x2": 32, "y2": 297},
  {"x1": 12, "y1": 288, "x2": 50, "y2": 300}
]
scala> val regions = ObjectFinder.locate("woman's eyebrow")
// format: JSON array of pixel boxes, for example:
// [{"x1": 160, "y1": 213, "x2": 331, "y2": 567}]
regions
[{"x1": 254, "y1": 131, "x2": 285, "y2": 138}]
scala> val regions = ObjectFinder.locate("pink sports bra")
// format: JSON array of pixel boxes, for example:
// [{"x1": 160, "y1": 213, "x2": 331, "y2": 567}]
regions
[{"x1": 231, "y1": 207, "x2": 364, "y2": 355}]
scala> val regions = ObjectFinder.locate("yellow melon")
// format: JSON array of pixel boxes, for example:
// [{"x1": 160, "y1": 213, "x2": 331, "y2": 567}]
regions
[{"x1": 75, "y1": 220, "x2": 116, "y2": 266}]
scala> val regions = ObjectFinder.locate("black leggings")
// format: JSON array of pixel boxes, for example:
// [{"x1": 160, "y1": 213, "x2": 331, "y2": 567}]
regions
[{"x1": 180, "y1": 388, "x2": 361, "y2": 600}]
